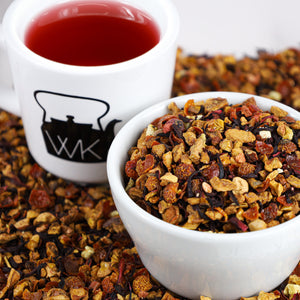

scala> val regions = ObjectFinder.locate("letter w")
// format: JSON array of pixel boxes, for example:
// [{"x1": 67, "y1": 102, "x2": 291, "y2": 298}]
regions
[{"x1": 45, "y1": 130, "x2": 82, "y2": 159}]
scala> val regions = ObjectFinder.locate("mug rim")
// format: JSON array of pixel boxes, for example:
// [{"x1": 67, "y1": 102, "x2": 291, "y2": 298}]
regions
[
  {"x1": 2, "y1": 0, "x2": 180, "y2": 74},
  {"x1": 107, "y1": 91, "x2": 300, "y2": 242}
]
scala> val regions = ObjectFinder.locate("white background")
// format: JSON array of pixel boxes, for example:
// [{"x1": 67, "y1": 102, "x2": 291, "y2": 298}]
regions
[
  {"x1": 173, "y1": 0, "x2": 300, "y2": 57},
  {"x1": 2, "y1": 0, "x2": 300, "y2": 57}
]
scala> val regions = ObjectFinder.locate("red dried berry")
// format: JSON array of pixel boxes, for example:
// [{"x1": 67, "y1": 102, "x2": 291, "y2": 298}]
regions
[
  {"x1": 28, "y1": 189, "x2": 54, "y2": 209},
  {"x1": 29, "y1": 163, "x2": 44, "y2": 179},
  {"x1": 125, "y1": 160, "x2": 138, "y2": 179},
  {"x1": 276, "y1": 79, "x2": 292, "y2": 98},
  {"x1": 202, "y1": 162, "x2": 220, "y2": 180},
  {"x1": 0, "y1": 196, "x2": 18, "y2": 208},
  {"x1": 255, "y1": 141, "x2": 274, "y2": 155},
  {"x1": 286, "y1": 155, "x2": 300, "y2": 174},
  {"x1": 261, "y1": 203, "x2": 278, "y2": 223},
  {"x1": 229, "y1": 216, "x2": 248, "y2": 232}
]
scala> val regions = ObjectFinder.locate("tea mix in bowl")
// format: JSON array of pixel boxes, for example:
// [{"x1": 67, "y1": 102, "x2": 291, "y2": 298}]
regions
[{"x1": 124, "y1": 97, "x2": 300, "y2": 233}]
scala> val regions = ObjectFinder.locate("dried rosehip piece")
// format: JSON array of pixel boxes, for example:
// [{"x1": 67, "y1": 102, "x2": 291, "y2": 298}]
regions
[
  {"x1": 28, "y1": 189, "x2": 54, "y2": 209},
  {"x1": 175, "y1": 163, "x2": 195, "y2": 181}
]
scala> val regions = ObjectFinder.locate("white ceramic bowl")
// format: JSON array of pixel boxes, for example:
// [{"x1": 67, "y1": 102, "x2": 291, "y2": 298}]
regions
[{"x1": 107, "y1": 91, "x2": 300, "y2": 300}]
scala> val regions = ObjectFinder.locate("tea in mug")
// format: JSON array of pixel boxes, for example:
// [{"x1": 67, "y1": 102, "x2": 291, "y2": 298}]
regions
[{"x1": 25, "y1": 0, "x2": 160, "y2": 66}]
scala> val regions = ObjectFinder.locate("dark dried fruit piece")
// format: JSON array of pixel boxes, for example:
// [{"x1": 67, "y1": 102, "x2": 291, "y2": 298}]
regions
[
  {"x1": 237, "y1": 162, "x2": 256, "y2": 176},
  {"x1": 202, "y1": 162, "x2": 220, "y2": 180},
  {"x1": 261, "y1": 203, "x2": 278, "y2": 223},
  {"x1": 125, "y1": 159, "x2": 138, "y2": 179},
  {"x1": 278, "y1": 140, "x2": 297, "y2": 153},
  {"x1": 255, "y1": 141, "x2": 274, "y2": 155},
  {"x1": 28, "y1": 189, "x2": 54, "y2": 209},
  {"x1": 228, "y1": 216, "x2": 248, "y2": 232},
  {"x1": 286, "y1": 155, "x2": 300, "y2": 174}
]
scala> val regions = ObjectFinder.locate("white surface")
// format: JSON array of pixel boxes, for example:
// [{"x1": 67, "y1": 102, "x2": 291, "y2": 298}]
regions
[
  {"x1": 173, "y1": 0, "x2": 300, "y2": 57},
  {"x1": 0, "y1": 0, "x2": 17, "y2": 114},
  {"x1": 107, "y1": 91, "x2": 300, "y2": 300},
  {"x1": 0, "y1": 0, "x2": 11, "y2": 18}
]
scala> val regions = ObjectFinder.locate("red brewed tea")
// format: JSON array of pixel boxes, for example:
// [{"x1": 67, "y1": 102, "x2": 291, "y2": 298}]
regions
[{"x1": 25, "y1": 0, "x2": 160, "y2": 66}]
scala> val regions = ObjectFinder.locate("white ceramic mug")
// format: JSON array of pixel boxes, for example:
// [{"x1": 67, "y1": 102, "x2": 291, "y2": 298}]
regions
[{"x1": 0, "y1": 0, "x2": 179, "y2": 183}]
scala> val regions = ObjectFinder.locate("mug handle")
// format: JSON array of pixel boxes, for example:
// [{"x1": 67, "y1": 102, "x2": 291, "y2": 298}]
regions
[{"x1": 0, "y1": 24, "x2": 21, "y2": 116}]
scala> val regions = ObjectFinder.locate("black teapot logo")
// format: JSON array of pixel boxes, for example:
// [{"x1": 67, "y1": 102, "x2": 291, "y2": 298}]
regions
[{"x1": 34, "y1": 90, "x2": 121, "y2": 163}]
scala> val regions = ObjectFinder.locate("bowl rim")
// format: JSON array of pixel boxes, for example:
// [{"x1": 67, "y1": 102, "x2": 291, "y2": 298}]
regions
[{"x1": 107, "y1": 91, "x2": 300, "y2": 242}]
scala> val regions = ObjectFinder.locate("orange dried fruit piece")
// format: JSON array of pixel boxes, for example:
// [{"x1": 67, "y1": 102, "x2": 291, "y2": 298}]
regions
[
  {"x1": 243, "y1": 206, "x2": 259, "y2": 221},
  {"x1": 162, "y1": 182, "x2": 179, "y2": 204},
  {"x1": 287, "y1": 175, "x2": 300, "y2": 188},
  {"x1": 270, "y1": 105, "x2": 288, "y2": 118},
  {"x1": 209, "y1": 176, "x2": 237, "y2": 192},
  {"x1": 125, "y1": 159, "x2": 138, "y2": 179},
  {"x1": 133, "y1": 274, "x2": 153, "y2": 296},
  {"x1": 225, "y1": 128, "x2": 256, "y2": 143},
  {"x1": 174, "y1": 163, "x2": 195, "y2": 181},
  {"x1": 136, "y1": 154, "x2": 156, "y2": 176},
  {"x1": 162, "y1": 205, "x2": 181, "y2": 225},
  {"x1": 204, "y1": 97, "x2": 228, "y2": 113},
  {"x1": 145, "y1": 175, "x2": 160, "y2": 192}
]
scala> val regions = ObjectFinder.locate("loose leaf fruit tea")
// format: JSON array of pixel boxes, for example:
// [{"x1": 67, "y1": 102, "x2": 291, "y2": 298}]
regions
[
  {"x1": 0, "y1": 48, "x2": 300, "y2": 299},
  {"x1": 124, "y1": 97, "x2": 300, "y2": 233},
  {"x1": 25, "y1": 0, "x2": 160, "y2": 66}
]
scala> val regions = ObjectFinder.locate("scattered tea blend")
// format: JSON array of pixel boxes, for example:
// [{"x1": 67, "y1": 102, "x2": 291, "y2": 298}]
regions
[
  {"x1": 1, "y1": 47, "x2": 300, "y2": 299},
  {"x1": 0, "y1": 111, "x2": 172, "y2": 299},
  {"x1": 173, "y1": 48, "x2": 300, "y2": 111},
  {"x1": 124, "y1": 97, "x2": 300, "y2": 233}
]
